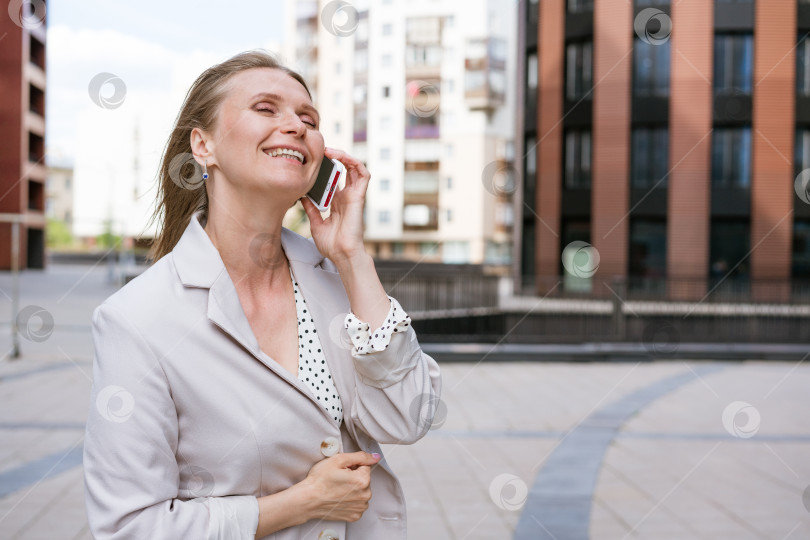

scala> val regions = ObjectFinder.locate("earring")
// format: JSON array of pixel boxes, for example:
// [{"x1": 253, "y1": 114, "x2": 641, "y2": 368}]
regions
[{"x1": 202, "y1": 160, "x2": 209, "y2": 180}]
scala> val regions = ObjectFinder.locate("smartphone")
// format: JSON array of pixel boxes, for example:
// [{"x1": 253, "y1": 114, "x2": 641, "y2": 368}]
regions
[{"x1": 307, "y1": 156, "x2": 346, "y2": 212}]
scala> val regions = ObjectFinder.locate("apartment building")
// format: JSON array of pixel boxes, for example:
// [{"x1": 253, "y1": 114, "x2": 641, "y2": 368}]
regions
[
  {"x1": 516, "y1": 0, "x2": 810, "y2": 300},
  {"x1": 285, "y1": 0, "x2": 516, "y2": 264},
  {"x1": 0, "y1": 1, "x2": 48, "y2": 269}
]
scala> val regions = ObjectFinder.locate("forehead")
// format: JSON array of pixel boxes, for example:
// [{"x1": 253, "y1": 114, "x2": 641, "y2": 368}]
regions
[{"x1": 224, "y1": 67, "x2": 312, "y2": 106}]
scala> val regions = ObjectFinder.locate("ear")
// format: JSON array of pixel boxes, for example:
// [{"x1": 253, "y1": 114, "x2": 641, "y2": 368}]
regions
[{"x1": 190, "y1": 127, "x2": 216, "y2": 168}]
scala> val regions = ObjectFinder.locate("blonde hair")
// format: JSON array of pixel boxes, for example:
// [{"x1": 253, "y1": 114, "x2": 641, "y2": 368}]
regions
[{"x1": 145, "y1": 50, "x2": 311, "y2": 264}]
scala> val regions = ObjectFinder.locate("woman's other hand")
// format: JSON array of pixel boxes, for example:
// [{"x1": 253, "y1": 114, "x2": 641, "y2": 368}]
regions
[
  {"x1": 300, "y1": 147, "x2": 370, "y2": 266},
  {"x1": 299, "y1": 451, "x2": 381, "y2": 522}
]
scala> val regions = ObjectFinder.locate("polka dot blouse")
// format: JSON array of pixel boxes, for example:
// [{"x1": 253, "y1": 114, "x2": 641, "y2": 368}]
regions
[{"x1": 289, "y1": 266, "x2": 412, "y2": 427}]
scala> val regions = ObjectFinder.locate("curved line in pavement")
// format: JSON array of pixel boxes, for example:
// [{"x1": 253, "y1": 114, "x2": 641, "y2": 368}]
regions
[{"x1": 514, "y1": 363, "x2": 727, "y2": 540}]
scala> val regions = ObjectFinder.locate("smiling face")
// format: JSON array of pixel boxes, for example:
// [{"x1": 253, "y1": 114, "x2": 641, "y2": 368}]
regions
[{"x1": 208, "y1": 67, "x2": 324, "y2": 201}]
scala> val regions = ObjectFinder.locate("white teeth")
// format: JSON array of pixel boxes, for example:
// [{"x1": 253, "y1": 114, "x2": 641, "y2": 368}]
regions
[{"x1": 266, "y1": 148, "x2": 304, "y2": 163}]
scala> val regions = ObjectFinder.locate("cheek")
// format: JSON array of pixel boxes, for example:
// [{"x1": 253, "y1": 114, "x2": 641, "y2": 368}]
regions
[{"x1": 309, "y1": 132, "x2": 325, "y2": 159}]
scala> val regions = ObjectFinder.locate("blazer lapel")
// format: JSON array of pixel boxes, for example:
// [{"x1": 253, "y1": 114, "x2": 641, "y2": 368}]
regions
[{"x1": 172, "y1": 211, "x2": 322, "y2": 402}]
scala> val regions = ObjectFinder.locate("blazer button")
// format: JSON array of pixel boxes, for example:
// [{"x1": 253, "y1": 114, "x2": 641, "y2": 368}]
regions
[
  {"x1": 320, "y1": 436, "x2": 340, "y2": 457},
  {"x1": 318, "y1": 528, "x2": 339, "y2": 540}
]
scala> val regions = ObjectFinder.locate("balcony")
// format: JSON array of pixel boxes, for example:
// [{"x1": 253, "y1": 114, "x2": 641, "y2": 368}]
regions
[
  {"x1": 405, "y1": 124, "x2": 439, "y2": 139},
  {"x1": 464, "y1": 38, "x2": 507, "y2": 112}
]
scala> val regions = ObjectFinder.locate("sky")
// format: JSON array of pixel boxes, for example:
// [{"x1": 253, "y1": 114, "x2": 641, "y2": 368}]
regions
[
  {"x1": 46, "y1": 0, "x2": 287, "y2": 162},
  {"x1": 44, "y1": 0, "x2": 289, "y2": 236}
]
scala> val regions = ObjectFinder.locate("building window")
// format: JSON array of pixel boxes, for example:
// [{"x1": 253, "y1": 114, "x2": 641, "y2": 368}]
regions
[
  {"x1": 527, "y1": 53, "x2": 538, "y2": 90},
  {"x1": 564, "y1": 130, "x2": 592, "y2": 188},
  {"x1": 710, "y1": 219, "x2": 750, "y2": 282},
  {"x1": 714, "y1": 34, "x2": 753, "y2": 94},
  {"x1": 443, "y1": 241, "x2": 469, "y2": 263},
  {"x1": 634, "y1": 37, "x2": 670, "y2": 97},
  {"x1": 403, "y1": 205, "x2": 427, "y2": 225},
  {"x1": 796, "y1": 128, "x2": 810, "y2": 177},
  {"x1": 712, "y1": 128, "x2": 751, "y2": 187},
  {"x1": 523, "y1": 135, "x2": 537, "y2": 206},
  {"x1": 380, "y1": 116, "x2": 391, "y2": 130},
  {"x1": 528, "y1": 0, "x2": 539, "y2": 25},
  {"x1": 567, "y1": 0, "x2": 593, "y2": 13},
  {"x1": 335, "y1": 122, "x2": 341, "y2": 134},
  {"x1": 629, "y1": 219, "x2": 667, "y2": 281},
  {"x1": 382, "y1": 86, "x2": 390, "y2": 98},
  {"x1": 381, "y1": 148, "x2": 391, "y2": 160},
  {"x1": 446, "y1": 176, "x2": 453, "y2": 189},
  {"x1": 382, "y1": 54, "x2": 392, "y2": 67},
  {"x1": 446, "y1": 208, "x2": 453, "y2": 222},
  {"x1": 566, "y1": 41, "x2": 593, "y2": 101},
  {"x1": 382, "y1": 23, "x2": 392, "y2": 36},
  {"x1": 793, "y1": 220, "x2": 810, "y2": 279},
  {"x1": 355, "y1": 49, "x2": 368, "y2": 73},
  {"x1": 561, "y1": 220, "x2": 591, "y2": 291},
  {"x1": 380, "y1": 178, "x2": 390, "y2": 191},
  {"x1": 378, "y1": 210, "x2": 390, "y2": 224},
  {"x1": 420, "y1": 242, "x2": 437, "y2": 255},
  {"x1": 335, "y1": 62, "x2": 342, "y2": 74},
  {"x1": 631, "y1": 128, "x2": 669, "y2": 188},
  {"x1": 798, "y1": 34, "x2": 810, "y2": 97}
]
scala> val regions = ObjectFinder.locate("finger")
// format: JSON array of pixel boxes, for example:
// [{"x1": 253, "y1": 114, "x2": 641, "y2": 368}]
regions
[
  {"x1": 324, "y1": 148, "x2": 370, "y2": 187},
  {"x1": 334, "y1": 451, "x2": 381, "y2": 469},
  {"x1": 300, "y1": 196, "x2": 323, "y2": 223}
]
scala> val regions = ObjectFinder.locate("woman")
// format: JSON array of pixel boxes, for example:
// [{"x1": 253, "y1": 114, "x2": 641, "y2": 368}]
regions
[{"x1": 82, "y1": 50, "x2": 442, "y2": 539}]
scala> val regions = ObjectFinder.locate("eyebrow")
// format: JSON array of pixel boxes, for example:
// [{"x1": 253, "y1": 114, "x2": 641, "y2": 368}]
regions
[{"x1": 250, "y1": 92, "x2": 320, "y2": 123}]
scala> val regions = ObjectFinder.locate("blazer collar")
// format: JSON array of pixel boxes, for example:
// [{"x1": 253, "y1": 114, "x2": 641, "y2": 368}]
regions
[{"x1": 173, "y1": 209, "x2": 325, "y2": 288}]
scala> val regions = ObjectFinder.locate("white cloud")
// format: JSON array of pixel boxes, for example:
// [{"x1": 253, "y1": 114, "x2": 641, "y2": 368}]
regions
[{"x1": 47, "y1": 24, "x2": 226, "y2": 237}]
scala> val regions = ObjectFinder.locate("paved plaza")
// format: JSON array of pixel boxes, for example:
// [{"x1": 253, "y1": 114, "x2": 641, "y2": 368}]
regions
[{"x1": 0, "y1": 264, "x2": 809, "y2": 539}]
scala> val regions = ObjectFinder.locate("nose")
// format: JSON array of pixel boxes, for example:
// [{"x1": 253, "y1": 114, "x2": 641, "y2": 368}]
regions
[{"x1": 280, "y1": 111, "x2": 306, "y2": 137}]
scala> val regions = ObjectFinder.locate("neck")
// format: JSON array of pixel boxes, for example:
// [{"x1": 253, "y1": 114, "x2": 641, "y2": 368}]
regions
[{"x1": 202, "y1": 187, "x2": 292, "y2": 293}]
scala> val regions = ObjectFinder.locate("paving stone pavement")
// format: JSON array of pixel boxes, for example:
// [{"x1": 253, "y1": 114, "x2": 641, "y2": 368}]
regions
[{"x1": 0, "y1": 265, "x2": 809, "y2": 539}]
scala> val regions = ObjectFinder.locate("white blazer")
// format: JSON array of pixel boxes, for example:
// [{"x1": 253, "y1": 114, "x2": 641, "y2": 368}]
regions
[{"x1": 83, "y1": 210, "x2": 442, "y2": 539}]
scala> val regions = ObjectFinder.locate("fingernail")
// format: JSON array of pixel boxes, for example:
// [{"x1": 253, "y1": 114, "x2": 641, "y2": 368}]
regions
[{"x1": 372, "y1": 452, "x2": 381, "y2": 460}]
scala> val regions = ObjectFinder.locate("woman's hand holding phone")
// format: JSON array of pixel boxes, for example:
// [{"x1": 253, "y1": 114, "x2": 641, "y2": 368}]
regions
[{"x1": 301, "y1": 147, "x2": 371, "y2": 265}]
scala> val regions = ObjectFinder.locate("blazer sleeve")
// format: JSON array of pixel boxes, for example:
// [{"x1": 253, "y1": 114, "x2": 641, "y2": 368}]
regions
[
  {"x1": 83, "y1": 302, "x2": 259, "y2": 539},
  {"x1": 343, "y1": 297, "x2": 442, "y2": 445}
]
